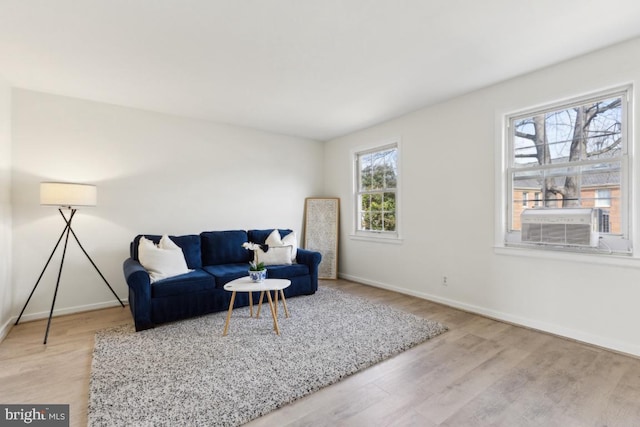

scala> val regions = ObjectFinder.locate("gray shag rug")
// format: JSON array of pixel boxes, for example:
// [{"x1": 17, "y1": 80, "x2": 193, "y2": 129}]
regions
[{"x1": 89, "y1": 286, "x2": 447, "y2": 426}]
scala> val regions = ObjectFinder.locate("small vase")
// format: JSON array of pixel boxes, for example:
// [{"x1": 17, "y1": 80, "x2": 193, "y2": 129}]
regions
[{"x1": 249, "y1": 269, "x2": 267, "y2": 282}]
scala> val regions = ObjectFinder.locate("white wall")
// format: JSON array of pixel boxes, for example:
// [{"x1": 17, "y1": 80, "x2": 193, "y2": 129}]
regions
[
  {"x1": 0, "y1": 76, "x2": 12, "y2": 340},
  {"x1": 11, "y1": 89, "x2": 324, "y2": 320},
  {"x1": 325, "y1": 37, "x2": 640, "y2": 356}
]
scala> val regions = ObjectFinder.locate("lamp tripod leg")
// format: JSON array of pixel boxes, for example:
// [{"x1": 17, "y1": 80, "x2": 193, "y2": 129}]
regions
[
  {"x1": 43, "y1": 224, "x2": 72, "y2": 345},
  {"x1": 14, "y1": 221, "x2": 71, "y2": 326},
  {"x1": 67, "y1": 223, "x2": 125, "y2": 307}
]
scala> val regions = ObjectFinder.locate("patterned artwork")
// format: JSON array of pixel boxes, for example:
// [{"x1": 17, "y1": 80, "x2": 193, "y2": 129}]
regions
[{"x1": 304, "y1": 198, "x2": 339, "y2": 279}]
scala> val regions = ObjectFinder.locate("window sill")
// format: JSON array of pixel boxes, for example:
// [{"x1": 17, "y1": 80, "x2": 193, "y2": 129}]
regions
[
  {"x1": 494, "y1": 244, "x2": 640, "y2": 268},
  {"x1": 349, "y1": 234, "x2": 404, "y2": 245}
]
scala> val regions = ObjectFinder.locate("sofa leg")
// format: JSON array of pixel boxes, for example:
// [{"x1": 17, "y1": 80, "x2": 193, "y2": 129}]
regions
[{"x1": 135, "y1": 322, "x2": 154, "y2": 332}]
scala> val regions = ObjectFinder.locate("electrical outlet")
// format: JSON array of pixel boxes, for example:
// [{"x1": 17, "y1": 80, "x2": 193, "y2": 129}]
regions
[{"x1": 442, "y1": 276, "x2": 448, "y2": 286}]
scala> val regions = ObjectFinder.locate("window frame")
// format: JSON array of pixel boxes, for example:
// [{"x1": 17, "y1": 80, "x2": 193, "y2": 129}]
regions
[
  {"x1": 502, "y1": 86, "x2": 633, "y2": 255},
  {"x1": 351, "y1": 139, "x2": 402, "y2": 243}
]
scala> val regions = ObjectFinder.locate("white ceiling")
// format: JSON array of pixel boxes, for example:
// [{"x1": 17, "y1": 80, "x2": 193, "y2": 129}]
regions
[{"x1": 1, "y1": 1, "x2": 640, "y2": 141}]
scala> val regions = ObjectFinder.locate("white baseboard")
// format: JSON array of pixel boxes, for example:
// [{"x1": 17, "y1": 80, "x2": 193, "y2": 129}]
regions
[
  {"x1": 0, "y1": 298, "x2": 129, "y2": 344},
  {"x1": 339, "y1": 272, "x2": 640, "y2": 358},
  {"x1": 0, "y1": 316, "x2": 13, "y2": 343},
  {"x1": 14, "y1": 298, "x2": 129, "y2": 324}
]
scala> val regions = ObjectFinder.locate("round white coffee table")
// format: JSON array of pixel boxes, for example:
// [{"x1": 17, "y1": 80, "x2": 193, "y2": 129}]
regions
[{"x1": 222, "y1": 277, "x2": 291, "y2": 336}]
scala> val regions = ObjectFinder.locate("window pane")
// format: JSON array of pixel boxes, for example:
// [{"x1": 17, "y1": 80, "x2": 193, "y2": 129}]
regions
[
  {"x1": 513, "y1": 118, "x2": 540, "y2": 167},
  {"x1": 359, "y1": 148, "x2": 397, "y2": 190},
  {"x1": 585, "y1": 97, "x2": 623, "y2": 159},
  {"x1": 513, "y1": 170, "x2": 543, "y2": 194},
  {"x1": 545, "y1": 109, "x2": 577, "y2": 163},
  {"x1": 360, "y1": 194, "x2": 371, "y2": 211},
  {"x1": 383, "y1": 212, "x2": 396, "y2": 231},
  {"x1": 512, "y1": 96, "x2": 623, "y2": 167},
  {"x1": 370, "y1": 212, "x2": 382, "y2": 230},
  {"x1": 581, "y1": 162, "x2": 621, "y2": 185},
  {"x1": 360, "y1": 212, "x2": 371, "y2": 231},
  {"x1": 580, "y1": 163, "x2": 620, "y2": 220},
  {"x1": 383, "y1": 149, "x2": 397, "y2": 189},
  {"x1": 511, "y1": 170, "x2": 542, "y2": 230},
  {"x1": 370, "y1": 193, "x2": 382, "y2": 208},
  {"x1": 554, "y1": 168, "x2": 581, "y2": 207},
  {"x1": 359, "y1": 153, "x2": 373, "y2": 191},
  {"x1": 370, "y1": 153, "x2": 384, "y2": 190},
  {"x1": 383, "y1": 192, "x2": 396, "y2": 212},
  {"x1": 358, "y1": 191, "x2": 397, "y2": 232}
]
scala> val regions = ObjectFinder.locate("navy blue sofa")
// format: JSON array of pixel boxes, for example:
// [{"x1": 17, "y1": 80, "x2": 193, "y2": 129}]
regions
[{"x1": 123, "y1": 229, "x2": 322, "y2": 331}]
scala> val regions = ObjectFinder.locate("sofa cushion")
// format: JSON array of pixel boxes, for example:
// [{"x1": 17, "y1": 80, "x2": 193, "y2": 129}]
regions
[
  {"x1": 151, "y1": 269, "x2": 215, "y2": 298},
  {"x1": 266, "y1": 263, "x2": 309, "y2": 279},
  {"x1": 248, "y1": 229, "x2": 292, "y2": 245},
  {"x1": 203, "y1": 263, "x2": 250, "y2": 288},
  {"x1": 132, "y1": 234, "x2": 202, "y2": 269},
  {"x1": 201, "y1": 230, "x2": 252, "y2": 266}
]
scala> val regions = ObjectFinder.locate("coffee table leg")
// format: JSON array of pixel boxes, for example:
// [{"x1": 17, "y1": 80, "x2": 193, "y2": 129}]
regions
[
  {"x1": 265, "y1": 290, "x2": 280, "y2": 335},
  {"x1": 223, "y1": 291, "x2": 237, "y2": 336},
  {"x1": 274, "y1": 290, "x2": 278, "y2": 317},
  {"x1": 249, "y1": 292, "x2": 254, "y2": 317},
  {"x1": 256, "y1": 291, "x2": 264, "y2": 318},
  {"x1": 279, "y1": 289, "x2": 290, "y2": 318}
]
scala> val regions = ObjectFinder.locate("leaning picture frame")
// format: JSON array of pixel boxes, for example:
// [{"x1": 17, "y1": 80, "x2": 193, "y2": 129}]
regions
[{"x1": 303, "y1": 197, "x2": 339, "y2": 279}]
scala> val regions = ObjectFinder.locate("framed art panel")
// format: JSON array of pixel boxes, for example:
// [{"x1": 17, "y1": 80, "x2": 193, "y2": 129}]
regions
[{"x1": 304, "y1": 197, "x2": 339, "y2": 279}]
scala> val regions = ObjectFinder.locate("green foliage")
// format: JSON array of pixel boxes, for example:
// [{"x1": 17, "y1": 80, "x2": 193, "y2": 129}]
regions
[
  {"x1": 360, "y1": 168, "x2": 396, "y2": 232},
  {"x1": 360, "y1": 192, "x2": 396, "y2": 231},
  {"x1": 360, "y1": 164, "x2": 397, "y2": 191},
  {"x1": 358, "y1": 148, "x2": 397, "y2": 232},
  {"x1": 249, "y1": 261, "x2": 265, "y2": 271}
]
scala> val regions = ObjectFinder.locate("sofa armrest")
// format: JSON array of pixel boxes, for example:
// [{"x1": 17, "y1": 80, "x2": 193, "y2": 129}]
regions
[
  {"x1": 123, "y1": 258, "x2": 154, "y2": 331},
  {"x1": 296, "y1": 248, "x2": 322, "y2": 292}
]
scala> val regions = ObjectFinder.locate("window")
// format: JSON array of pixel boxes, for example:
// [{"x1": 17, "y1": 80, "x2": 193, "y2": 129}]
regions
[
  {"x1": 354, "y1": 142, "x2": 399, "y2": 238},
  {"x1": 522, "y1": 192, "x2": 529, "y2": 207},
  {"x1": 505, "y1": 87, "x2": 631, "y2": 253},
  {"x1": 598, "y1": 209, "x2": 611, "y2": 233},
  {"x1": 595, "y1": 189, "x2": 612, "y2": 207}
]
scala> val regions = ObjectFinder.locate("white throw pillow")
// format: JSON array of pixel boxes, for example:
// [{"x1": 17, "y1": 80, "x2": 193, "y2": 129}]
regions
[
  {"x1": 159, "y1": 234, "x2": 181, "y2": 250},
  {"x1": 281, "y1": 231, "x2": 298, "y2": 262},
  {"x1": 265, "y1": 229, "x2": 282, "y2": 245},
  {"x1": 255, "y1": 245, "x2": 293, "y2": 266},
  {"x1": 265, "y1": 230, "x2": 298, "y2": 263},
  {"x1": 138, "y1": 235, "x2": 192, "y2": 283}
]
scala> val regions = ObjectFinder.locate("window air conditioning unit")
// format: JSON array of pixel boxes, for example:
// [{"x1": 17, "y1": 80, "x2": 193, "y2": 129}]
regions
[{"x1": 521, "y1": 208, "x2": 599, "y2": 247}]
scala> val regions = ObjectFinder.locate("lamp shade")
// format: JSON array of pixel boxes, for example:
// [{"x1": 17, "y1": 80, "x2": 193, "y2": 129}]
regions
[{"x1": 40, "y1": 182, "x2": 97, "y2": 207}]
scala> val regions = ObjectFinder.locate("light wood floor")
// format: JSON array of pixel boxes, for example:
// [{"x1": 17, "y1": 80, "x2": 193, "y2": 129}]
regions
[{"x1": 1, "y1": 280, "x2": 639, "y2": 426}]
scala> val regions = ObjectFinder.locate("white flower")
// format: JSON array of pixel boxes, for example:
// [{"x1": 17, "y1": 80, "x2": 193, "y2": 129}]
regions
[{"x1": 242, "y1": 242, "x2": 261, "y2": 251}]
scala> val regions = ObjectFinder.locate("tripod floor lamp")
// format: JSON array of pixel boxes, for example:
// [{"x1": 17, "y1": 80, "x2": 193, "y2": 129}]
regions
[{"x1": 15, "y1": 182, "x2": 125, "y2": 344}]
